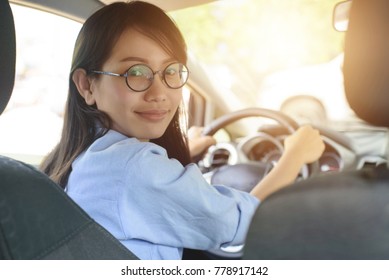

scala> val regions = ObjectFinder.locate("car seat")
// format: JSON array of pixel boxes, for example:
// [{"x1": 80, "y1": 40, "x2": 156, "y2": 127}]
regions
[
  {"x1": 243, "y1": 0, "x2": 389, "y2": 260},
  {"x1": 0, "y1": 0, "x2": 138, "y2": 260}
]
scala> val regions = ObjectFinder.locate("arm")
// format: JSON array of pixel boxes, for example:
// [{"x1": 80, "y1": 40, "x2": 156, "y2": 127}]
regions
[{"x1": 250, "y1": 125, "x2": 325, "y2": 201}]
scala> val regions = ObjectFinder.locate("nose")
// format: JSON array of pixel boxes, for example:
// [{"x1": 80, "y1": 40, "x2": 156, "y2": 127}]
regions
[{"x1": 143, "y1": 73, "x2": 167, "y2": 102}]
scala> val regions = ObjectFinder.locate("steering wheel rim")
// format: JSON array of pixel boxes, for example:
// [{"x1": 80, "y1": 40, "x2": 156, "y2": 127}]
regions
[
  {"x1": 202, "y1": 107, "x2": 299, "y2": 136},
  {"x1": 202, "y1": 107, "x2": 356, "y2": 153}
]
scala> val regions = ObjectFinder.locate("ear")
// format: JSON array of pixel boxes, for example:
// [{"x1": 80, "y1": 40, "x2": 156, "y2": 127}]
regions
[{"x1": 72, "y1": 68, "x2": 96, "y2": 105}]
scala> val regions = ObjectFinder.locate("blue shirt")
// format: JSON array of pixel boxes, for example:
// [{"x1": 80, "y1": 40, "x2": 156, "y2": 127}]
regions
[{"x1": 66, "y1": 130, "x2": 260, "y2": 260}]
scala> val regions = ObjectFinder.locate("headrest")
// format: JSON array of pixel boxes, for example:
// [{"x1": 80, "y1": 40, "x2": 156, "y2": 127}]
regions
[
  {"x1": 0, "y1": 0, "x2": 16, "y2": 115},
  {"x1": 343, "y1": 0, "x2": 389, "y2": 127}
]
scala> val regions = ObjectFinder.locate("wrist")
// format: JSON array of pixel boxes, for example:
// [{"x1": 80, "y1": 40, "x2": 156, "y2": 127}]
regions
[{"x1": 281, "y1": 148, "x2": 305, "y2": 167}]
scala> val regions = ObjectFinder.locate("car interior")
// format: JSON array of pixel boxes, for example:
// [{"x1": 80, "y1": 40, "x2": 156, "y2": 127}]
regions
[{"x1": 1, "y1": 0, "x2": 389, "y2": 260}]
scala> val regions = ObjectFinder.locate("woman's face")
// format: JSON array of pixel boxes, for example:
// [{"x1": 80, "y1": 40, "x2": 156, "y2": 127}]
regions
[{"x1": 89, "y1": 28, "x2": 183, "y2": 141}]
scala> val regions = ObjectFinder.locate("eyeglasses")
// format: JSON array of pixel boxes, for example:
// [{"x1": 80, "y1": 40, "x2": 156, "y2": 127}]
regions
[{"x1": 90, "y1": 62, "x2": 189, "y2": 92}]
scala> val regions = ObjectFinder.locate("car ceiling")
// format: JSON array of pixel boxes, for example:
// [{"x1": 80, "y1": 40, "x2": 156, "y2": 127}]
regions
[{"x1": 10, "y1": 0, "x2": 216, "y2": 22}]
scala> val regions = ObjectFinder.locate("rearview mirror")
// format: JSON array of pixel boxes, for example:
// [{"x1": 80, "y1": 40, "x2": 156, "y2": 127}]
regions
[{"x1": 333, "y1": 0, "x2": 352, "y2": 32}]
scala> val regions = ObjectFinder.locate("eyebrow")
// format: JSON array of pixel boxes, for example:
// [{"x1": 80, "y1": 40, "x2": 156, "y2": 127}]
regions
[
  {"x1": 119, "y1": 56, "x2": 176, "y2": 64},
  {"x1": 120, "y1": 56, "x2": 147, "y2": 63}
]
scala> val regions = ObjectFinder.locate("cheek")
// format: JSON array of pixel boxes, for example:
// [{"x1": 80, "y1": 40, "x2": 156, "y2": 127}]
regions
[
  {"x1": 171, "y1": 91, "x2": 183, "y2": 109},
  {"x1": 94, "y1": 79, "x2": 130, "y2": 109}
]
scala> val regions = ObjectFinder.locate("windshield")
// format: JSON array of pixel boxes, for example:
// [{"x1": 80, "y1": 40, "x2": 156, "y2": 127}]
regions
[{"x1": 170, "y1": 0, "x2": 348, "y2": 123}]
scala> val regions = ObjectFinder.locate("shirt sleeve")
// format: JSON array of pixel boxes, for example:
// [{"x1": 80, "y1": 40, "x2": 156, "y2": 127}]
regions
[{"x1": 118, "y1": 142, "x2": 260, "y2": 250}]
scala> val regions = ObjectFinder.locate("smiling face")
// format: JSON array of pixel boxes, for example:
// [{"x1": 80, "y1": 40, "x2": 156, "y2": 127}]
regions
[{"x1": 81, "y1": 28, "x2": 184, "y2": 141}]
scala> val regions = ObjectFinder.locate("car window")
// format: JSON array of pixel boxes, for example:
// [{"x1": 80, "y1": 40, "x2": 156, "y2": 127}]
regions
[{"x1": 0, "y1": 5, "x2": 81, "y2": 165}]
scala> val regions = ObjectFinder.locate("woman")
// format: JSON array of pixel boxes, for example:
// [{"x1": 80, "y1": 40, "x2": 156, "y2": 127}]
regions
[{"x1": 41, "y1": 1, "x2": 324, "y2": 259}]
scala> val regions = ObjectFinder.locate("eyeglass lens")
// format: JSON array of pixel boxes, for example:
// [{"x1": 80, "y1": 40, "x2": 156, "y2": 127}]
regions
[{"x1": 126, "y1": 63, "x2": 188, "y2": 91}]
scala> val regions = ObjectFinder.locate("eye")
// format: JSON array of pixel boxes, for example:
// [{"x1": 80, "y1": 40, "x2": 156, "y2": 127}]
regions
[
  {"x1": 128, "y1": 68, "x2": 144, "y2": 77},
  {"x1": 127, "y1": 64, "x2": 153, "y2": 78},
  {"x1": 165, "y1": 67, "x2": 178, "y2": 76}
]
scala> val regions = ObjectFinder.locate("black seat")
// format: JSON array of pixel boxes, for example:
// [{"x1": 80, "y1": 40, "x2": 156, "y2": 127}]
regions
[
  {"x1": 243, "y1": 167, "x2": 389, "y2": 259},
  {"x1": 0, "y1": 0, "x2": 137, "y2": 260},
  {"x1": 243, "y1": 0, "x2": 389, "y2": 260}
]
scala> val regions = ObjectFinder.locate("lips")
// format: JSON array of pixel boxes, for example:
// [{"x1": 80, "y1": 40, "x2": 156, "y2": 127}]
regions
[{"x1": 135, "y1": 109, "x2": 169, "y2": 121}]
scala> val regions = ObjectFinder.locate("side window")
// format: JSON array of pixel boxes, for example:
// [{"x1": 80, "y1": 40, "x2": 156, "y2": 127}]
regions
[
  {"x1": 182, "y1": 86, "x2": 206, "y2": 128},
  {"x1": 182, "y1": 85, "x2": 230, "y2": 142},
  {"x1": 0, "y1": 5, "x2": 81, "y2": 165}
]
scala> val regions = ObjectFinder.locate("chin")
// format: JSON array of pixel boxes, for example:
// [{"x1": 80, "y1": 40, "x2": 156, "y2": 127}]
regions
[
  {"x1": 137, "y1": 129, "x2": 166, "y2": 141},
  {"x1": 149, "y1": 132, "x2": 165, "y2": 140}
]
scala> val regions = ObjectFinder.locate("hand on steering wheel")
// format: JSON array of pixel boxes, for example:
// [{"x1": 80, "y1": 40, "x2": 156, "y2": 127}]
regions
[
  {"x1": 188, "y1": 126, "x2": 216, "y2": 158},
  {"x1": 198, "y1": 108, "x2": 322, "y2": 192}
]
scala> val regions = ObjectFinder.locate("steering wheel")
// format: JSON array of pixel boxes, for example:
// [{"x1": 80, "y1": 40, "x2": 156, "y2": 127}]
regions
[{"x1": 199, "y1": 107, "x2": 321, "y2": 195}]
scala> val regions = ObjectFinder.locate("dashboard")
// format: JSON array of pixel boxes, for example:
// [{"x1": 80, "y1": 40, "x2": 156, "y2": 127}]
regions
[
  {"x1": 242, "y1": 135, "x2": 344, "y2": 174},
  {"x1": 199, "y1": 131, "x2": 348, "y2": 182}
]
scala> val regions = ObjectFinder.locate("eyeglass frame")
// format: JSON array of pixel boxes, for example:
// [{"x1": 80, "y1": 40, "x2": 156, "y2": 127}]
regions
[{"x1": 89, "y1": 62, "x2": 189, "y2": 92}]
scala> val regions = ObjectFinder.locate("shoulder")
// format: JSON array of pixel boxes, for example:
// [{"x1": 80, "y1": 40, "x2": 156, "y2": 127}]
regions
[
  {"x1": 89, "y1": 130, "x2": 167, "y2": 156},
  {"x1": 72, "y1": 130, "x2": 168, "y2": 170}
]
